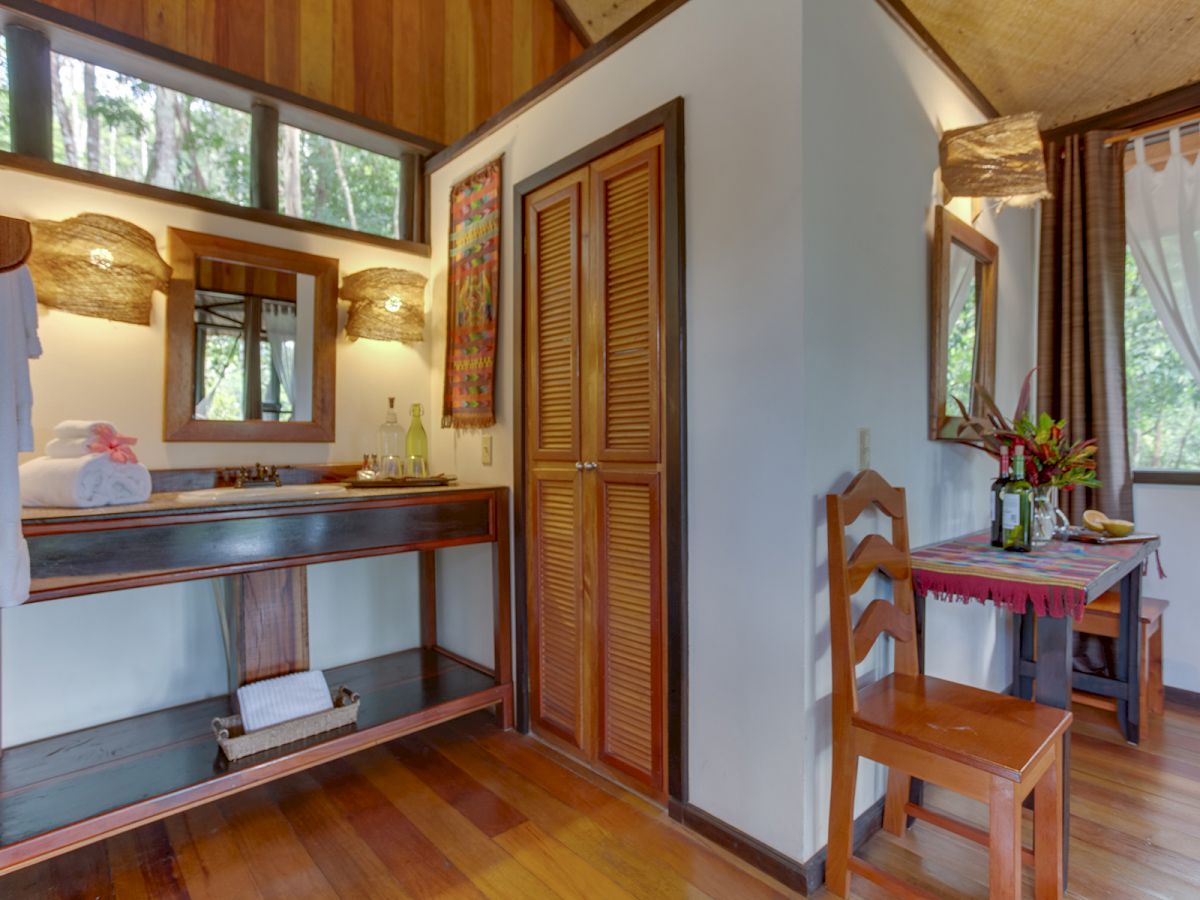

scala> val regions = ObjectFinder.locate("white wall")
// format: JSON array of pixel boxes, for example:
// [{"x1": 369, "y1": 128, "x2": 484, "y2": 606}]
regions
[
  {"x1": 424, "y1": 0, "x2": 1037, "y2": 862},
  {"x1": 1134, "y1": 483, "x2": 1200, "y2": 692},
  {"x1": 2, "y1": 168, "x2": 432, "y2": 747}
]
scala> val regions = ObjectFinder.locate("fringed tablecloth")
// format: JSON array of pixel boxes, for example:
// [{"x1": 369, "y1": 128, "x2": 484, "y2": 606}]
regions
[{"x1": 911, "y1": 531, "x2": 1150, "y2": 621}]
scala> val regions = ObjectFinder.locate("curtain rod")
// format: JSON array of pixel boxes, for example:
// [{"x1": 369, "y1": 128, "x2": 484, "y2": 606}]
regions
[{"x1": 1103, "y1": 108, "x2": 1200, "y2": 146}]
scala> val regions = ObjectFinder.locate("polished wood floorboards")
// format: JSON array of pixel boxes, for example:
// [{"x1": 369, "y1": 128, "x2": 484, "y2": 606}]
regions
[
  {"x1": 813, "y1": 700, "x2": 1200, "y2": 899},
  {"x1": 0, "y1": 712, "x2": 797, "y2": 899},
  {"x1": 4, "y1": 702, "x2": 1199, "y2": 898}
]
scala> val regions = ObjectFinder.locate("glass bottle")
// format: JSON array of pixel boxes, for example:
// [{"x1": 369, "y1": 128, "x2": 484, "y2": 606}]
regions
[
  {"x1": 990, "y1": 445, "x2": 1010, "y2": 548},
  {"x1": 378, "y1": 397, "x2": 404, "y2": 478},
  {"x1": 405, "y1": 403, "x2": 428, "y2": 477},
  {"x1": 1001, "y1": 446, "x2": 1033, "y2": 552}
]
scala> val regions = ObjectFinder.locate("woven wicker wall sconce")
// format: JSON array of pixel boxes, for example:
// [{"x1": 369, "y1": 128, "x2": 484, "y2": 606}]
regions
[
  {"x1": 341, "y1": 267, "x2": 427, "y2": 343},
  {"x1": 939, "y1": 112, "x2": 1051, "y2": 208},
  {"x1": 27, "y1": 213, "x2": 171, "y2": 325}
]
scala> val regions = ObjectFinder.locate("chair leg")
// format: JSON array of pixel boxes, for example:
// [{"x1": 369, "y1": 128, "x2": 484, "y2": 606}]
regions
[
  {"x1": 1140, "y1": 624, "x2": 1151, "y2": 727},
  {"x1": 1150, "y1": 622, "x2": 1165, "y2": 716},
  {"x1": 883, "y1": 767, "x2": 911, "y2": 835},
  {"x1": 1033, "y1": 739, "x2": 1064, "y2": 899},
  {"x1": 826, "y1": 742, "x2": 858, "y2": 897},
  {"x1": 988, "y1": 775, "x2": 1022, "y2": 900}
]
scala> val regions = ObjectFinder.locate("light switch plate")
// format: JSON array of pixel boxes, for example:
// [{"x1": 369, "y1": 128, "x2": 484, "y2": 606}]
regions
[
  {"x1": 481, "y1": 434, "x2": 493, "y2": 466},
  {"x1": 858, "y1": 428, "x2": 871, "y2": 471}
]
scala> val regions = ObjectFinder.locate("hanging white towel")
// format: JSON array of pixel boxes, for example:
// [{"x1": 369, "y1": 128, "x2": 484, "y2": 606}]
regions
[
  {"x1": 19, "y1": 454, "x2": 151, "y2": 508},
  {"x1": 236, "y1": 670, "x2": 333, "y2": 732},
  {"x1": 0, "y1": 265, "x2": 40, "y2": 608}
]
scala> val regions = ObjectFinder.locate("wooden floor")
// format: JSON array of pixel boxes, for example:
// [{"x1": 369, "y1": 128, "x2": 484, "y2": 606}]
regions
[
  {"x1": 0, "y1": 711, "x2": 797, "y2": 899},
  {"x1": 3, "y1": 702, "x2": 1199, "y2": 898}
]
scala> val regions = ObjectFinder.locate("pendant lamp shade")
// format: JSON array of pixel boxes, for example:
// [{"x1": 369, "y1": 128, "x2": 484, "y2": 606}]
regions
[
  {"x1": 27, "y1": 213, "x2": 171, "y2": 325},
  {"x1": 939, "y1": 112, "x2": 1051, "y2": 207},
  {"x1": 341, "y1": 267, "x2": 427, "y2": 343}
]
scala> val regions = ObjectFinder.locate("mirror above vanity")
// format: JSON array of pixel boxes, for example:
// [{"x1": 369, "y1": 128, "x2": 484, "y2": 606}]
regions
[
  {"x1": 929, "y1": 206, "x2": 998, "y2": 441},
  {"x1": 165, "y1": 229, "x2": 339, "y2": 442}
]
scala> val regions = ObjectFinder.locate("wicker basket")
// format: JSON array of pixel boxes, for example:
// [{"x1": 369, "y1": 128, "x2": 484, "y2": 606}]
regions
[{"x1": 212, "y1": 686, "x2": 360, "y2": 761}]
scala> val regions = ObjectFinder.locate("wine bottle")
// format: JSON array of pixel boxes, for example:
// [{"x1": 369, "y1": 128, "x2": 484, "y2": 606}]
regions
[
  {"x1": 990, "y1": 445, "x2": 1010, "y2": 548},
  {"x1": 405, "y1": 403, "x2": 428, "y2": 476},
  {"x1": 1001, "y1": 446, "x2": 1032, "y2": 552},
  {"x1": 378, "y1": 397, "x2": 404, "y2": 478}
]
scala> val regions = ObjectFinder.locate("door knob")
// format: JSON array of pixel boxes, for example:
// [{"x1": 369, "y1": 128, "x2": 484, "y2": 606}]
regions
[
  {"x1": 575, "y1": 461, "x2": 585, "y2": 470},
  {"x1": 582, "y1": 461, "x2": 598, "y2": 471}
]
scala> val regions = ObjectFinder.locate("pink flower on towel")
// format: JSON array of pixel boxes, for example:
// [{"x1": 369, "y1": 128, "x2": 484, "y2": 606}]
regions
[{"x1": 87, "y1": 424, "x2": 139, "y2": 464}]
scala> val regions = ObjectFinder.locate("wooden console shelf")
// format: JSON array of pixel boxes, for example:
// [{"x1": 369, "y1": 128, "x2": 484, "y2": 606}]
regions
[{"x1": 10, "y1": 484, "x2": 512, "y2": 873}]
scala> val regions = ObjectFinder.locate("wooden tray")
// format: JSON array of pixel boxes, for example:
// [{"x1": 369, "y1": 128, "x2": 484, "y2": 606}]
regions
[
  {"x1": 343, "y1": 474, "x2": 457, "y2": 488},
  {"x1": 212, "y1": 686, "x2": 359, "y2": 760},
  {"x1": 1065, "y1": 527, "x2": 1159, "y2": 545}
]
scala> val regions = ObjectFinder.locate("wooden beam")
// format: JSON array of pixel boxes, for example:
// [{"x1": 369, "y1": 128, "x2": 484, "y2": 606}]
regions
[
  {"x1": 550, "y1": 0, "x2": 594, "y2": 48},
  {"x1": 222, "y1": 566, "x2": 310, "y2": 690},
  {"x1": 5, "y1": 23, "x2": 53, "y2": 159},
  {"x1": 872, "y1": 0, "x2": 999, "y2": 120},
  {"x1": 250, "y1": 101, "x2": 280, "y2": 211}
]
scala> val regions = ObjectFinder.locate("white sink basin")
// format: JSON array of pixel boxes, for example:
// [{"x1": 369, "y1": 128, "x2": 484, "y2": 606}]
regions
[{"x1": 174, "y1": 484, "x2": 349, "y2": 505}]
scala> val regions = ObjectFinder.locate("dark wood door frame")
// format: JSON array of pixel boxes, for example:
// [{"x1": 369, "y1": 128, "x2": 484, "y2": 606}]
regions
[{"x1": 512, "y1": 97, "x2": 688, "y2": 803}]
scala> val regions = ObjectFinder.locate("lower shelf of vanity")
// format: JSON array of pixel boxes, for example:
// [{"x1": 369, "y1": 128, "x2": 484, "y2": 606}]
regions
[{"x1": 0, "y1": 647, "x2": 506, "y2": 871}]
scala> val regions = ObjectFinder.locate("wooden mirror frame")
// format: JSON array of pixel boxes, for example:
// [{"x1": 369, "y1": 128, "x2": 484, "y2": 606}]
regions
[
  {"x1": 164, "y1": 228, "x2": 338, "y2": 442},
  {"x1": 929, "y1": 206, "x2": 998, "y2": 441}
]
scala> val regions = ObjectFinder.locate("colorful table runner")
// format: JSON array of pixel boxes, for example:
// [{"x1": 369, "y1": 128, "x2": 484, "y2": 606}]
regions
[{"x1": 911, "y1": 531, "x2": 1147, "y2": 620}]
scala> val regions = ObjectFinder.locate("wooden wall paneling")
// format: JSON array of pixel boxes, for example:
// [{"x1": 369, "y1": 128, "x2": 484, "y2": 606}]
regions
[
  {"x1": 418, "y1": 0, "x2": 447, "y2": 145},
  {"x1": 392, "y1": 0, "x2": 422, "y2": 134},
  {"x1": 142, "y1": 0, "x2": 188, "y2": 53},
  {"x1": 263, "y1": 0, "x2": 299, "y2": 93},
  {"x1": 297, "y1": 0, "x2": 335, "y2": 106},
  {"x1": 330, "y1": 0, "x2": 356, "y2": 114},
  {"x1": 531, "y1": 0, "x2": 558, "y2": 83},
  {"x1": 93, "y1": 0, "x2": 142, "y2": 34},
  {"x1": 443, "y1": 0, "x2": 473, "y2": 145},
  {"x1": 351, "y1": 0, "x2": 393, "y2": 124},
  {"x1": 489, "y1": 0, "x2": 515, "y2": 125},
  {"x1": 215, "y1": 0, "x2": 266, "y2": 80},
  {"x1": 511, "y1": 0, "x2": 535, "y2": 97}
]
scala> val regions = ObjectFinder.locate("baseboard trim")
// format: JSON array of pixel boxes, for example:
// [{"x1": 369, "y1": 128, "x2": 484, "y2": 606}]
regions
[
  {"x1": 670, "y1": 797, "x2": 885, "y2": 895},
  {"x1": 1165, "y1": 686, "x2": 1200, "y2": 709}
]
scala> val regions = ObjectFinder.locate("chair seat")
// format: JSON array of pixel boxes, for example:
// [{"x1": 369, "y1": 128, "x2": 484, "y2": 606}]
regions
[
  {"x1": 854, "y1": 674, "x2": 1071, "y2": 782},
  {"x1": 1084, "y1": 593, "x2": 1168, "y2": 624}
]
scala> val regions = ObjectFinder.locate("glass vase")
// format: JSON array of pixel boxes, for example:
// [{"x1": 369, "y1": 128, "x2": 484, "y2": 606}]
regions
[{"x1": 1031, "y1": 486, "x2": 1069, "y2": 546}]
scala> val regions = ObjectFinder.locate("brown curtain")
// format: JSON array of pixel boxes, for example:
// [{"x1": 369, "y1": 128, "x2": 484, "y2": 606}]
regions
[{"x1": 1037, "y1": 132, "x2": 1134, "y2": 522}]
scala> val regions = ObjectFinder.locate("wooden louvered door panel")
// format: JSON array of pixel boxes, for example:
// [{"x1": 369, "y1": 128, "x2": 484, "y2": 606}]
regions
[
  {"x1": 526, "y1": 172, "x2": 589, "y2": 750},
  {"x1": 525, "y1": 129, "x2": 666, "y2": 798},
  {"x1": 587, "y1": 133, "x2": 666, "y2": 794}
]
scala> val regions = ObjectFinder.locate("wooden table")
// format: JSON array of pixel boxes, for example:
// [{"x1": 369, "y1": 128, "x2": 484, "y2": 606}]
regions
[
  {"x1": 4, "y1": 484, "x2": 511, "y2": 873},
  {"x1": 910, "y1": 530, "x2": 1160, "y2": 886}
]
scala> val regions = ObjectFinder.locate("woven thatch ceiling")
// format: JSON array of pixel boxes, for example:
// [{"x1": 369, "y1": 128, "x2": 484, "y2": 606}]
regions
[
  {"x1": 557, "y1": 0, "x2": 658, "y2": 44},
  {"x1": 901, "y1": 0, "x2": 1200, "y2": 129}
]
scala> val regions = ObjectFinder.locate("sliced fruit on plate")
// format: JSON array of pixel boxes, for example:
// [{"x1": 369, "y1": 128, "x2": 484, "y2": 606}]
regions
[
  {"x1": 1102, "y1": 519, "x2": 1135, "y2": 537},
  {"x1": 1082, "y1": 509, "x2": 1109, "y2": 533}
]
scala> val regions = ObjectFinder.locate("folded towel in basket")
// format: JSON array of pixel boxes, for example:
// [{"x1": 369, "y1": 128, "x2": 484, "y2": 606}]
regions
[
  {"x1": 19, "y1": 454, "x2": 152, "y2": 508},
  {"x1": 237, "y1": 670, "x2": 334, "y2": 733}
]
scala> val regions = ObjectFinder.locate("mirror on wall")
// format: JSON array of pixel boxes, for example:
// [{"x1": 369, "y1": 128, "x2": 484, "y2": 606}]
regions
[
  {"x1": 929, "y1": 206, "x2": 998, "y2": 441},
  {"x1": 165, "y1": 229, "x2": 338, "y2": 442}
]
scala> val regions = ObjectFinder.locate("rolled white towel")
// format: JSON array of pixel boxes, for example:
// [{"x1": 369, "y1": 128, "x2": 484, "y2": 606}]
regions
[
  {"x1": 53, "y1": 420, "x2": 116, "y2": 440},
  {"x1": 237, "y1": 670, "x2": 333, "y2": 733},
  {"x1": 19, "y1": 455, "x2": 152, "y2": 508},
  {"x1": 45, "y1": 437, "x2": 93, "y2": 458}
]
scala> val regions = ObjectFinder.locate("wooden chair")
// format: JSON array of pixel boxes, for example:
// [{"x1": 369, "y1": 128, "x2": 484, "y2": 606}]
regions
[
  {"x1": 1073, "y1": 592, "x2": 1168, "y2": 727},
  {"x1": 826, "y1": 470, "x2": 1072, "y2": 899}
]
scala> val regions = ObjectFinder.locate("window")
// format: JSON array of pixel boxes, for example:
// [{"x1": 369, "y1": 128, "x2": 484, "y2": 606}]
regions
[
  {"x1": 0, "y1": 36, "x2": 10, "y2": 151},
  {"x1": 50, "y1": 52, "x2": 250, "y2": 205},
  {"x1": 1124, "y1": 249, "x2": 1200, "y2": 470},
  {"x1": 278, "y1": 125, "x2": 403, "y2": 239}
]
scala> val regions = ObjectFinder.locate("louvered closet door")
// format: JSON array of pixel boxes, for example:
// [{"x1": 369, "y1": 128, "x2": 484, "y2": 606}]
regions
[
  {"x1": 525, "y1": 171, "x2": 589, "y2": 750},
  {"x1": 587, "y1": 134, "x2": 666, "y2": 791}
]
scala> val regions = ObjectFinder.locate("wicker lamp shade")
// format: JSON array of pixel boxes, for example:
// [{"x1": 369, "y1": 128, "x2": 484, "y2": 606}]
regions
[
  {"x1": 27, "y1": 213, "x2": 171, "y2": 325},
  {"x1": 939, "y1": 112, "x2": 1051, "y2": 207},
  {"x1": 341, "y1": 267, "x2": 427, "y2": 343}
]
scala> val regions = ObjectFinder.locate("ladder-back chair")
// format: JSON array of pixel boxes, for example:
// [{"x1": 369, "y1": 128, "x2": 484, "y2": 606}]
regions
[{"x1": 826, "y1": 469, "x2": 1071, "y2": 899}]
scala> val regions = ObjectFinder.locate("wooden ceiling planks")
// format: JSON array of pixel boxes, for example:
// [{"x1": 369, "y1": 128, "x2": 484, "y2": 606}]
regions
[
  {"x1": 36, "y1": 0, "x2": 584, "y2": 146},
  {"x1": 900, "y1": 0, "x2": 1200, "y2": 130},
  {"x1": 556, "y1": 0, "x2": 657, "y2": 43}
]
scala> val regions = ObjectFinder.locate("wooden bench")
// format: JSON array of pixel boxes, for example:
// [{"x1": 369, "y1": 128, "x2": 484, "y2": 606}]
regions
[{"x1": 1073, "y1": 592, "x2": 1168, "y2": 727}]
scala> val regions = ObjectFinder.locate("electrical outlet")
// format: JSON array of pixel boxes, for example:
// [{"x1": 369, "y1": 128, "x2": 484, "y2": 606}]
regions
[
  {"x1": 481, "y1": 434, "x2": 493, "y2": 466},
  {"x1": 858, "y1": 428, "x2": 871, "y2": 471}
]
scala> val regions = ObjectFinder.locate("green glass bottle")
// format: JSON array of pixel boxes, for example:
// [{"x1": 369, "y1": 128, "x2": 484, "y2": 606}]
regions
[
  {"x1": 990, "y1": 445, "x2": 1010, "y2": 548},
  {"x1": 405, "y1": 403, "x2": 428, "y2": 476},
  {"x1": 1001, "y1": 446, "x2": 1032, "y2": 552}
]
